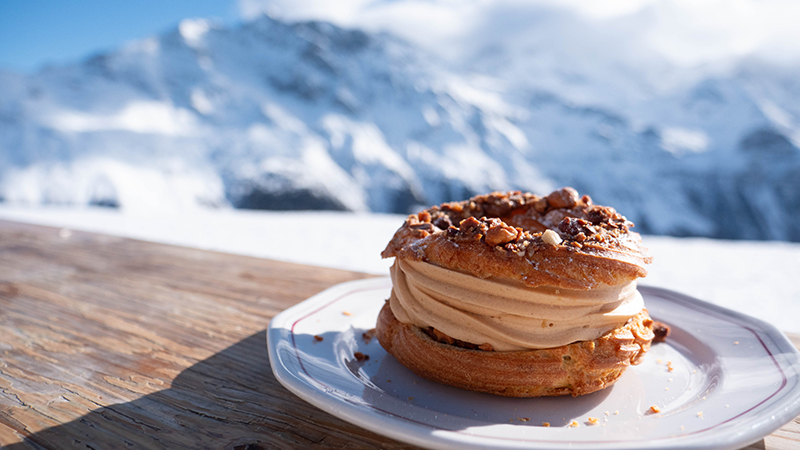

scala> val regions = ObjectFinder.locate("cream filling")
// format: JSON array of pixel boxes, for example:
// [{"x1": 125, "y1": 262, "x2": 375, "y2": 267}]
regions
[{"x1": 389, "y1": 259, "x2": 644, "y2": 351}]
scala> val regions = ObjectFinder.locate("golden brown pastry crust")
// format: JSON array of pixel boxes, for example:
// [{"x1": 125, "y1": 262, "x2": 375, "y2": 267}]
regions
[
  {"x1": 378, "y1": 188, "x2": 655, "y2": 396},
  {"x1": 376, "y1": 301, "x2": 655, "y2": 397},
  {"x1": 382, "y1": 188, "x2": 652, "y2": 290}
]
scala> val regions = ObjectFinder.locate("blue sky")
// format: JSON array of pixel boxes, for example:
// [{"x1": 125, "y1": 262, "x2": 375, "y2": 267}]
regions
[
  {"x1": 2, "y1": 0, "x2": 798, "y2": 73},
  {"x1": 0, "y1": 0, "x2": 240, "y2": 72}
]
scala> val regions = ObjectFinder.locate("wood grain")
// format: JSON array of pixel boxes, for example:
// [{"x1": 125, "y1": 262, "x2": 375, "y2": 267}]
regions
[{"x1": 0, "y1": 219, "x2": 797, "y2": 450}]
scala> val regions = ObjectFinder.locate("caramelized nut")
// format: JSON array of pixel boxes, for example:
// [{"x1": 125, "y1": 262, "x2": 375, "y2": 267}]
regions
[
  {"x1": 534, "y1": 197, "x2": 549, "y2": 213},
  {"x1": 432, "y1": 215, "x2": 453, "y2": 230},
  {"x1": 547, "y1": 187, "x2": 580, "y2": 209},
  {"x1": 486, "y1": 223, "x2": 518, "y2": 246}
]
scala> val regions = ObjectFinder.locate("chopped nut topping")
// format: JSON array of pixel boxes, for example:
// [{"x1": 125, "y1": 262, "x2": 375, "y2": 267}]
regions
[
  {"x1": 542, "y1": 422, "x2": 551, "y2": 427},
  {"x1": 431, "y1": 215, "x2": 451, "y2": 230},
  {"x1": 457, "y1": 216, "x2": 486, "y2": 240},
  {"x1": 649, "y1": 405, "x2": 661, "y2": 414},
  {"x1": 534, "y1": 197, "x2": 549, "y2": 213},
  {"x1": 380, "y1": 188, "x2": 648, "y2": 276},
  {"x1": 542, "y1": 229, "x2": 562, "y2": 246},
  {"x1": 559, "y1": 217, "x2": 593, "y2": 236},
  {"x1": 485, "y1": 222, "x2": 519, "y2": 246},
  {"x1": 547, "y1": 187, "x2": 580, "y2": 208},
  {"x1": 409, "y1": 222, "x2": 435, "y2": 234}
]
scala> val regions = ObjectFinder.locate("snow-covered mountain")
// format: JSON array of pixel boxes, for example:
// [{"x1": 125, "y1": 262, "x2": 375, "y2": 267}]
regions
[{"x1": 1, "y1": 15, "x2": 799, "y2": 241}]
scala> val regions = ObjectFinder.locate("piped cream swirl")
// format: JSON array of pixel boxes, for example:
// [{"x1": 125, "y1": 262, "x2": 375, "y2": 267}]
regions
[{"x1": 389, "y1": 259, "x2": 644, "y2": 351}]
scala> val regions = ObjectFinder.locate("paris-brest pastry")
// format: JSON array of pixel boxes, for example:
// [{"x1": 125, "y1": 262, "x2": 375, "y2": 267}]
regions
[{"x1": 376, "y1": 188, "x2": 656, "y2": 397}]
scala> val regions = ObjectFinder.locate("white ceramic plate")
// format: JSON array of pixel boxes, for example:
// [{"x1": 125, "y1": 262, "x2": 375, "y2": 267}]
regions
[{"x1": 268, "y1": 278, "x2": 800, "y2": 450}]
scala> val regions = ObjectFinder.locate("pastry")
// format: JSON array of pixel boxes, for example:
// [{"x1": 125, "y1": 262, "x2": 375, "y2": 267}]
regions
[{"x1": 376, "y1": 188, "x2": 655, "y2": 397}]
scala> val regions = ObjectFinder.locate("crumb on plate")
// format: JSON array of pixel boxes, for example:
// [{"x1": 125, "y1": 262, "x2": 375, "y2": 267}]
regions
[{"x1": 362, "y1": 328, "x2": 376, "y2": 343}]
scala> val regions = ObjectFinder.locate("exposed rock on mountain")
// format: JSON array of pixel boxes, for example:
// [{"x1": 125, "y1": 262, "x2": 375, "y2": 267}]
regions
[{"x1": 1, "y1": 16, "x2": 799, "y2": 241}]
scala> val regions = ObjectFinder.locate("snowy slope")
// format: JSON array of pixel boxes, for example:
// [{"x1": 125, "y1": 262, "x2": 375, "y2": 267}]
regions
[
  {"x1": 1, "y1": 15, "x2": 799, "y2": 240},
  {"x1": 1, "y1": 205, "x2": 798, "y2": 334}
]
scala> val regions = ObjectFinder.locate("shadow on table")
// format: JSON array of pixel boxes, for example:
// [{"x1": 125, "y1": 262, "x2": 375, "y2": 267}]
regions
[
  {"x1": 6, "y1": 331, "x2": 413, "y2": 450},
  {"x1": 5, "y1": 330, "x2": 770, "y2": 450}
]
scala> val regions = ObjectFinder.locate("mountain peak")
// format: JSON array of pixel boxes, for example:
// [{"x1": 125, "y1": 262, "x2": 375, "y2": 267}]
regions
[
  {"x1": 1, "y1": 15, "x2": 800, "y2": 241},
  {"x1": 178, "y1": 18, "x2": 213, "y2": 48}
]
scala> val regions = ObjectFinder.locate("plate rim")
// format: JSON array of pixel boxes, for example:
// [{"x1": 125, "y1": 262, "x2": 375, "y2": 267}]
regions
[{"x1": 268, "y1": 278, "x2": 800, "y2": 450}]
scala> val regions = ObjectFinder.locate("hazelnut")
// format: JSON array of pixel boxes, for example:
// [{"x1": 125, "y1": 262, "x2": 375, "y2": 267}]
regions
[
  {"x1": 432, "y1": 215, "x2": 453, "y2": 230},
  {"x1": 534, "y1": 197, "x2": 549, "y2": 213},
  {"x1": 547, "y1": 187, "x2": 580, "y2": 209},
  {"x1": 485, "y1": 223, "x2": 518, "y2": 246},
  {"x1": 542, "y1": 229, "x2": 562, "y2": 246}
]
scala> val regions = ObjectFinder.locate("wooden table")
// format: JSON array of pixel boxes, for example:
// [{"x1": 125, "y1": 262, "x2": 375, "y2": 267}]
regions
[{"x1": 0, "y1": 220, "x2": 797, "y2": 450}]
